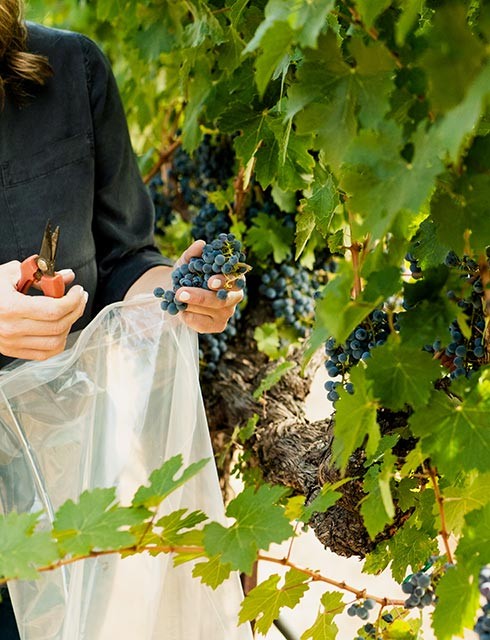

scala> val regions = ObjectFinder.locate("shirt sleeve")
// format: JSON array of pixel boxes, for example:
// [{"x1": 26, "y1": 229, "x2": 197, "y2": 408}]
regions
[{"x1": 79, "y1": 35, "x2": 172, "y2": 311}]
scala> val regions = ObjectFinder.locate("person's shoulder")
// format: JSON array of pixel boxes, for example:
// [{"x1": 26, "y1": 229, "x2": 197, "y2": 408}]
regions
[
  {"x1": 26, "y1": 22, "x2": 108, "y2": 76},
  {"x1": 26, "y1": 22, "x2": 82, "y2": 53}
]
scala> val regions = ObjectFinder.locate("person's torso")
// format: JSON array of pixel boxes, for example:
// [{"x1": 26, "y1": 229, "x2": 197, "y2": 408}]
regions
[{"x1": 0, "y1": 23, "x2": 98, "y2": 368}]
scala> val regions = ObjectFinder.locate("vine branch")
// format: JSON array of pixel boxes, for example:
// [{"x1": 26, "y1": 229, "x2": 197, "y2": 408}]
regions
[
  {"x1": 143, "y1": 139, "x2": 182, "y2": 184},
  {"x1": 427, "y1": 465, "x2": 455, "y2": 565},
  {"x1": 0, "y1": 544, "x2": 405, "y2": 606},
  {"x1": 257, "y1": 553, "x2": 405, "y2": 606}
]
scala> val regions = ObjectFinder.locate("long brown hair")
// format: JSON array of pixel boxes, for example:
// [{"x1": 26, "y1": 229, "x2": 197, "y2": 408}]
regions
[{"x1": 0, "y1": 0, "x2": 52, "y2": 105}]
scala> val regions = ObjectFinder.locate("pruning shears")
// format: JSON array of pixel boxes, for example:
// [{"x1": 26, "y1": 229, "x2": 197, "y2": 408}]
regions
[{"x1": 16, "y1": 221, "x2": 65, "y2": 298}]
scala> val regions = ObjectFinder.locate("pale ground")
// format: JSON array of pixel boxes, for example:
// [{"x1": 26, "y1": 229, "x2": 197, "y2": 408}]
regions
[{"x1": 251, "y1": 367, "x2": 477, "y2": 640}]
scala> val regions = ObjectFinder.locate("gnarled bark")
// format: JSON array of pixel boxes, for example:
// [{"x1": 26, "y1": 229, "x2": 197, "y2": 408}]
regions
[{"x1": 202, "y1": 304, "x2": 411, "y2": 558}]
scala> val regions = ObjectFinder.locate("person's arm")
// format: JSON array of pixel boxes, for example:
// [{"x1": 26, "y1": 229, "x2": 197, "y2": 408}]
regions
[
  {"x1": 82, "y1": 37, "x2": 243, "y2": 331},
  {"x1": 80, "y1": 35, "x2": 172, "y2": 313}
]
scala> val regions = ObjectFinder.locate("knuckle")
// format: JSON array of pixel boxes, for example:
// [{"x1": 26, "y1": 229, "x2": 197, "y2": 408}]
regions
[
  {"x1": 50, "y1": 319, "x2": 70, "y2": 336},
  {"x1": 0, "y1": 322, "x2": 17, "y2": 339},
  {"x1": 44, "y1": 307, "x2": 63, "y2": 322},
  {"x1": 44, "y1": 336, "x2": 65, "y2": 352}
]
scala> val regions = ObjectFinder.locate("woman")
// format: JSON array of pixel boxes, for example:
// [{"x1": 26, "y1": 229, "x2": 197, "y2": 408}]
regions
[{"x1": 0, "y1": 1, "x2": 242, "y2": 636}]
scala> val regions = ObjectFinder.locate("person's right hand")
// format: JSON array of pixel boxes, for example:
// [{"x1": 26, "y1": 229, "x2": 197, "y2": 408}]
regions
[{"x1": 0, "y1": 261, "x2": 88, "y2": 361}]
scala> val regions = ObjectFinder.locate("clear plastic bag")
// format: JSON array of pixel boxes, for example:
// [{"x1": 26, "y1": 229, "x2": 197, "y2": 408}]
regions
[{"x1": 0, "y1": 296, "x2": 252, "y2": 640}]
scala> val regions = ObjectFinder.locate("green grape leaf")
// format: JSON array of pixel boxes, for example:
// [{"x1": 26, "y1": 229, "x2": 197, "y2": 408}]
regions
[
  {"x1": 300, "y1": 591, "x2": 344, "y2": 640},
  {"x1": 238, "y1": 569, "x2": 309, "y2": 634},
  {"x1": 291, "y1": 34, "x2": 395, "y2": 170},
  {"x1": 254, "y1": 322, "x2": 281, "y2": 359},
  {"x1": 409, "y1": 371, "x2": 490, "y2": 479},
  {"x1": 443, "y1": 472, "x2": 490, "y2": 535},
  {"x1": 412, "y1": 219, "x2": 451, "y2": 270},
  {"x1": 432, "y1": 565, "x2": 480, "y2": 640},
  {"x1": 434, "y1": 63, "x2": 490, "y2": 163},
  {"x1": 387, "y1": 522, "x2": 439, "y2": 583},
  {"x1": 360, "y1": 453, "x2": 397, "y2": 539},
  {"x1": 385, "y1": 616, "x2": 421, "y2": 639},
  {"x1": 396, "y1": 477, "x2": 420, "y2": 513},
  {"x1": 419, "y1": 5, "x2": 485, "y2": 115},
  {"x1": 363, "y1": 543, "x2": 391, "y2": 576},
  {"x1": 203, "y1": 485, "x2": 293, "y2": 574},
  {"x1": 192, "y1": 554, "x2": 233, "y2": 589},
  {"x1": 254, "y1": 23, "x2": 294, "y2": 97},
  {"x1": 333, "y1": 366, "x2": 380, "y2": 471},
  {"x1": 244, "y1": 0, "x2": 333, "y2": 53},
  {"x1": 310, "y1": 261, "x2": 377, "y2": 353},
  {"x1": 246, "y1": 212, "x2": 294, "y2": 263},
  {"x1": 365, "y1": 339, "x2": 442, "y2": 410},
  {"x1": 300, "y1": 478, "x2": 350, "y2": 523},
  {"x1": 253, "y1": 361, "x2": 296, "y2": 399},
  {"x1": 362, "y1": 266, "x2": 402, "y2": 303},
  {"x1": 354, "y1": 0, "x2": 391, "y2": 28},
  {"x1": 155, "y1": 509, "x2": 208, "y2": 545},
  {"x1": 397, "y1": 297, "x2": 459, "y2": 349},
  {"x1": 430, "y1": 174, "x2": 490, "y2": 255},
  {"x1": 295, "y1": 209, "x2": 316, "y2": 261},
  {"x1": 457, "y1": 503, "x2": 490, "y2": 571},
  {"x1": 132, "y1": 455, "x2": 210, "y2": 508},
  {"x1": 54, "y1": 488, "x2": 148, "y2": 556},
  {"x1": 0, "y1": 512, "x2": 58, "y2": 581},
  {"x1": 340, "y1": 122, "x2": 443, "y2": 241},
  {"x1": 299, "y1": 166, "x2": 340, "y2": 240},
  {"x1": 396, "y1": 0, "x2": 425, "y2": 44}
]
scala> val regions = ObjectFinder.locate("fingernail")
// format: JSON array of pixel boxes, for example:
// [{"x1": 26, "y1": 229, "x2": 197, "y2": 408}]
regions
[
  {"x1": 178, "y1": 291, "x2": 191, "y2": 302},
  {"x1": 58, "y1": 269, "x2": 74, "y2": 277},
  {"x1": 83, "y1": 292, "x2": 89, "y2": 304},
  {"x1": 209, "y1": 279, "x2": 221, "y2": 289}
]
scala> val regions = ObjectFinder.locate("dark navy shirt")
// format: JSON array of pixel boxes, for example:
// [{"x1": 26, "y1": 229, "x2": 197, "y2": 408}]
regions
[{"x1": 0, "y1": 23, "x2": 171, "y2": 364}]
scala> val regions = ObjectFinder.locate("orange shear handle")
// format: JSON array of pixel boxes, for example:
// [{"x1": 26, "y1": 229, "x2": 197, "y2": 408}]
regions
[
  {"x1": 40, "y1": 273, "x2": 65, "y2": 298},
  {"x1": 16, "y1": 256, "x2": 65, "y2": 299}
]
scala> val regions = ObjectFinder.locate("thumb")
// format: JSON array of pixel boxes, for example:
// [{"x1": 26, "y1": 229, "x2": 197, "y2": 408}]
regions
[
  {"x1": 175, "y1": 240, "x2": 206, "y2": 267},
  {"x1": 0, "y1": 261, "x2": 22, "y2": 289},
  {"x1": 56, "y1": 269, "x2": 75, "y2": 286}
]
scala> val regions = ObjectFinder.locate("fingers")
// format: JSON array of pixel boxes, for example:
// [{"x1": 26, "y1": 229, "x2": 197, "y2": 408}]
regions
[
  {"x1": 180, "y1": 310, "x2": 229, "y2": 334},
  {"x1": 31, "y1": 268, "x2": 75, "y2": 292},
  {"x1": 175, "y1": 286, "x2": 243, "y2": 309},
  {"x1": 0, "y1": 264, "x2": 88, "y2": 360},
  {"x1": 15, "y1": 285, "x2": 87, "y2": 322}
]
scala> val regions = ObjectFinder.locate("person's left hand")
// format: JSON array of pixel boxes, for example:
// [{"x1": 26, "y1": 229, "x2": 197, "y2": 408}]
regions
[{"x1": 173, "y1": 240, "x2": 244, "y2": 333}]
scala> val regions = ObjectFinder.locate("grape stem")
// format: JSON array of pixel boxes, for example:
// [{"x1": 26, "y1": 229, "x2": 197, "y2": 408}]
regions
[
  {"x1": 427, "y1": 465, "x2": 455, "y2": 565},
  {"x1": 233, "y1": 164, "x2": 251, "y2": 220},
  {"x1": 350, "y1": 241, "x2": 363, "y2": 299}
]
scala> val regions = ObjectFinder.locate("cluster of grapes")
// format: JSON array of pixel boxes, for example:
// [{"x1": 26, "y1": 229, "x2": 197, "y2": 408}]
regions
[
  {"x1": 199, "y1": 306, "x2": 242, "y2": 373},
  {"x1": 153, "y1": 233, "x2": 248, "y2": 315},
  {"x1": 475, "y1": 567, "x2": 490, "y2": 640},
  {"x1": 194, "y1": 134, "x2": 236, "y2": 188},
  {"x1": 422, "y1": 251, "x2": 488, "y2": 379},
  {"x1": 353, "y1": 612, "x2": 394, "y2": 640},
  {"x1": 323, "y1": 308, "x2": 394, "y2": 401},
  {"x1": 149, "y1": 135, "x2": 236, "y2": 238},
  {"x1": 401, "y1": 571, "x2": 435, "y2": 609},
  {"x1": 405, "y1": 252, "x2": 423, "y2": 279},
  {"x1": 191, "y1": 202, "x2": 231, "y2": 244},
  {"x1": 148, "y1": 174, "x2": 174, "y2": 232},
  {"x1": 259, "y1": 264, "x2": 317, "y2": 337},
  {"x1": 347, "y1": 599, "x2": 376, "y2": 621}
]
